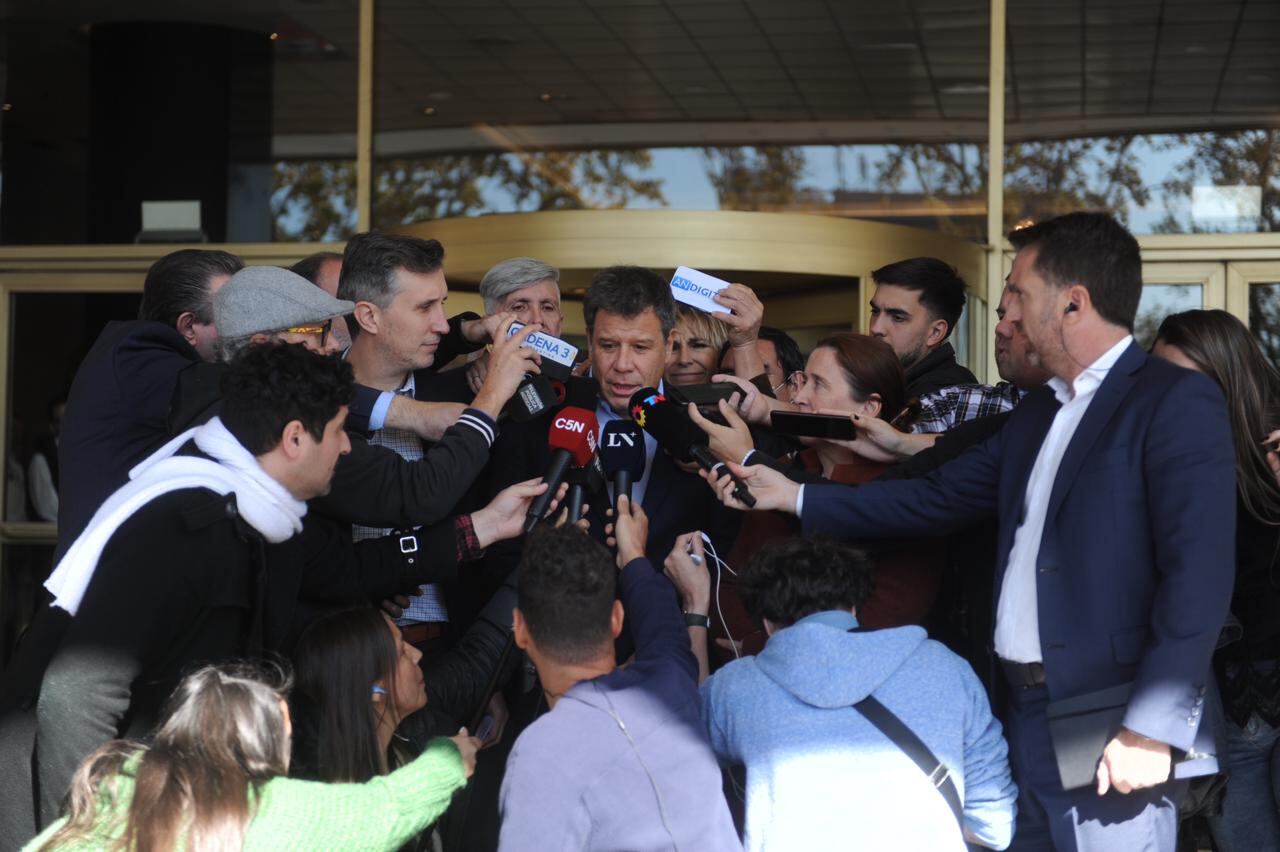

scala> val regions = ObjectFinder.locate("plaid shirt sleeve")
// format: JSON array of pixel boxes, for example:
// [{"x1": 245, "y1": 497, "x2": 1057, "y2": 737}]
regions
[
  {"x1": 454, "y1": 513, "x2": 485, "y2": 562},
  {"x1": 912, "y1": 383, "x2": 1024, "y2": 433}
]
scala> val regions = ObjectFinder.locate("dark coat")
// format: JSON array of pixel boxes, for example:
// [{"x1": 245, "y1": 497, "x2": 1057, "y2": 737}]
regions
[{"x1": 56, "y1": 321, "x2": 201, "y2": 560}]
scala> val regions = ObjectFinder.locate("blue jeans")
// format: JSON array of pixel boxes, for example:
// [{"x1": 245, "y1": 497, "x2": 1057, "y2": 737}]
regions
[{"x1": 1209, "y1": 713, "x2": 1280, "y2": 852}]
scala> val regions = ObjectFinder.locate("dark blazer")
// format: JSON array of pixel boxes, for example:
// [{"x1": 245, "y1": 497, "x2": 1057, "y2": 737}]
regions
[
  {"x1": 800, "y1": 342, "x2": 1236, "y2": 759},
  {"x1": 56, "y1": 321, "x2": 201, "y2": 559}
]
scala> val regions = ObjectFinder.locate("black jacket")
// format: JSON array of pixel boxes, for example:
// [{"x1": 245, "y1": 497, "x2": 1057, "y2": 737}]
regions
[
  {"x1": 904, "y1": 341, "x2": 977, "y2": 398},
  {"x1": 56, "y1": 321, "x2": 201, "y2": 560},
  {"x1": 169, "y1": 360, "x2": 495, "y2": 532}
]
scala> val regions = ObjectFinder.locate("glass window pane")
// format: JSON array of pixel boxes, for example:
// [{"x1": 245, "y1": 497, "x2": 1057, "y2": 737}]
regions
[
  {"x1": 1, "y1": 11, "x2": 357, "y2": 244},
  {"x1": 372, "y1": 4, "x2": 989, "y2": 239},
  {"x1": 1134, "y1": 284, "x2": 1203, "y2": 348},
  {"x1": 6, "y1": 292, "x2": 141, "y2": 521},
  {"x1": 1249, "y1": 283, "x2": 1280, "y2": 367}
]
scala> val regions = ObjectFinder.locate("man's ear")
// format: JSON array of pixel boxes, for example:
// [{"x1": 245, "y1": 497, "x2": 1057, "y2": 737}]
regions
[
  {"x1": 175, "y1": 311, "x2": 200, "y2": 347},
  {"x1": 1065, "y1": 284, "x2": 1092, "y2": 320},
  {"x1": 925, "y1": 317, "x2": 950, "y2": 349},
  {"x1": 860, "y1": 392, "x2": 883, "y2": 420},
  {"x1": 352, "y1": 301, "x2": 381, "y2": 336},
  {"x1": 250, "y1": 332, "x2": 271, "y2": 346},
  {"x1": 512, "y1": 608, "x2": 531, "y2": 651},
  {"x1": 610, "y1": 599, "x2": 625, "y2": 640},
  {"x1": 278, "y1": 419, "x2": 307, "y2": 462}
]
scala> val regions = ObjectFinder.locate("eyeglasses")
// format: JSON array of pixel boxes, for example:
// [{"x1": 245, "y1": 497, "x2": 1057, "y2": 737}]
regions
[
  {"x1": 285, "y1": 318, "x2": 333, "y2": 345},
  {"x1": 777, "y1": 370, "x2": 807, "y2": 392}
]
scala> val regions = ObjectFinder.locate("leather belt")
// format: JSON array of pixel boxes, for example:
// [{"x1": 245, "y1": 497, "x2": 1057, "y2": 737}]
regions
[
  {"x1": 1000, "y1": 659, "x2": 1047, "y2": 689},
  {"x1": 400, "y1": 621, "x2": 447, "y2": 645}
]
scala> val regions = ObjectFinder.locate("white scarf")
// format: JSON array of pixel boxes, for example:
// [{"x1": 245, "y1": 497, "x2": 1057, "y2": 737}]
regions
[{"x1": 45, "y1": 417, "x2": 307, "y2": 615}]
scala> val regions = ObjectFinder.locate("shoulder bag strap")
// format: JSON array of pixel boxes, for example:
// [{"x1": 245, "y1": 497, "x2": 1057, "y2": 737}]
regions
[{"x1": 853, "y1": 694, "x2": 964, "y2": 832}]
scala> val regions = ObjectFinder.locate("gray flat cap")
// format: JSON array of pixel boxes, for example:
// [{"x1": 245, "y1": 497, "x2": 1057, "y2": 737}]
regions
[{"x1": 215, "y1": 265, "x2": 355, "y2": 339}]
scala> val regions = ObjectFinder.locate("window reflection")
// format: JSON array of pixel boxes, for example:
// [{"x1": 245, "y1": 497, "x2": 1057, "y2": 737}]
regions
[
  {"x1": 1134, "y1": 285, "x2": 1203, "y2": 348},
  {"x1": 1249, "y1": 283, "x2": 1280, "y2": 367},
  {"x1": 369, "y1": 143, "x2": 988, "y2": 239}
]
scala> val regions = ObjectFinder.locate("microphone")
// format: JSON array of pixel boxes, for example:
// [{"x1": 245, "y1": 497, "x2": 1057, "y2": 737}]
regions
[
  {"x1": 628, "y1": 388, "x2": 756, "y2": 508},
  {"x1": 600, "y1": 421, "x2": 646, "y2": 507},
  {"x1": 564, "y1": 451, "x2": 605, "y2": 522},
  {"x1": 503, "y1": 374, "x2": 562, "y2": 422},
  {"x1": 524, "y1": 406, "x2": 599, "y2": 532}
]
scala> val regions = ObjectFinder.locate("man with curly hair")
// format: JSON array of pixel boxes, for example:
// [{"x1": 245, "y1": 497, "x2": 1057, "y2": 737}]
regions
[
  {"x1": 692, "y1": 536, "x2": 1017, "y2": 851},
  {"x1": 31, "y1": 344, "x2": 353, "y2": 833}
]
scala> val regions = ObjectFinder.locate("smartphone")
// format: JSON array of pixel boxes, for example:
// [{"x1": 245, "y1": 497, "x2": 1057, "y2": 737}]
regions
[
  {"x1": 770, "y1": 410, "x2": 858, "y2": 440},
  {"x1": 476, "y1": 715, "x2": 497, "y2": 743},
  {"x1": 668, "y1": 382, "x2": 741, "y2": 407}
]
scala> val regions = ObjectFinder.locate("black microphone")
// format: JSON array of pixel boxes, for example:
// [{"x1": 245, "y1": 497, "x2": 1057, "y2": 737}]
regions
[
  {"x1": 564, "y1": 452, "x2": 605, "y2": 522},
  {"x1": 503, "y1": 373, "x2": 560, "y2": 423},
  {"x1": 524, "y1": 406, "x2": 599, "y2": 533},
  {"x1": 600, "y1": 421, "x2": 646, "y2": 507},
  {"x1": 628, "y1": 388, "x2": 756, "y2": 509}
]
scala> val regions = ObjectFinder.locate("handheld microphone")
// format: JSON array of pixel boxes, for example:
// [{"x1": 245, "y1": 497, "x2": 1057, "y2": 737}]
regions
[
  {"x1": 564, "y1": 451, "x2": 605, "y2": 522},
  {"x1": 504, "y1": 374, "x2": 562, "y2": 423},
  {"x1": 600, "y1": 421, "x2": 646, "y2": 507},
  {"x1": 628, "y1": 388, "x2": 757, "y2": 508},
  {"x1": 523, "y1": 406, "x2": 598, "y2": 532}
]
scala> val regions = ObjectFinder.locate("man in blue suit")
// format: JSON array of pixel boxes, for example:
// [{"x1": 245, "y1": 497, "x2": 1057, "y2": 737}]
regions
[{"x1": 705, "y1": 213, "x2": 1235, "y2": 851}]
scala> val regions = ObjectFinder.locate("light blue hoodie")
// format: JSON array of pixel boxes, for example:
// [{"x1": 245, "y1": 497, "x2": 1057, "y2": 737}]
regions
[{"x1": 701, "y1": 611, "x2": 1017, "y2": 851}]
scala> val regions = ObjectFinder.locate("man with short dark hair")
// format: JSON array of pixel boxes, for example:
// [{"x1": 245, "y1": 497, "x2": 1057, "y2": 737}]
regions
[
  {"x1": 719, "y1": 325, "x2": 805, "y2": 403},
  {"x1": 57, "y1": 248, "x2": 243, "y2": 559},
  {"x1": 35, "y1": 344, "x2": 354, "y2": 830},
  {"x1": 707, "y1": 212, "x2": 1237, "y2": 851},
  {"x1": 338, "y1": 233, "x2": 540, "y2": 648},
  {"x1": 499, "y1": 499, "x2": 741, "y2": 851},
  {"x1": 489, "y1": 264, "x2": 735, "y2": 566},
  {"x1": 670, "y1": 536, "x2": 1016, "y2": 851},
  {"x1": 869, "y1": 257, "x2": 976, "y2": 397}
]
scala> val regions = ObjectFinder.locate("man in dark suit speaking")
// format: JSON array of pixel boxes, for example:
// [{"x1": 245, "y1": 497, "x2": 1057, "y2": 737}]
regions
[{"x1": 705, "y1": 213, "x2": 1235, "y2": 851}]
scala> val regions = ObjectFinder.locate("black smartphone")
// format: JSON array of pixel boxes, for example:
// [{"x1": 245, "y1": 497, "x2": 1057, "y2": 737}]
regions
[
  {"x1": 770, "y1": 410, "x2": 858, "y2": 440},
  {"x1": 668, "y1": 382, "x2": 741, "y2": 407}
]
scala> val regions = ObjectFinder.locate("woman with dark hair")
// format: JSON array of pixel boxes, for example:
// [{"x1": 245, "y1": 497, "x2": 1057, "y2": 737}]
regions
[
  {"x1": 28, "y1": 662, "x2": 476, "y2": 851},
  {"x1": 691, "y1": 334, "x2": 943, "y2": 657},
  {"x1": 291, "y1": 608, "x2": 434, "y2": 783},
  {"x1": 1153, "y1": 309, "x2": 1280, "y2": 852}
]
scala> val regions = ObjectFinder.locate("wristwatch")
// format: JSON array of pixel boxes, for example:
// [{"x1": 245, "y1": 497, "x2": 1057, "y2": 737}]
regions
[{"x1": 683, "y1": 611, "x2": 711, "y2": 629}]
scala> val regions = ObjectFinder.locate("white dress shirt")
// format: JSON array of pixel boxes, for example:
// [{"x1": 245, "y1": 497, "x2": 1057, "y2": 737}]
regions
[{"x1": 994, "y1": 335, "x2": 1133, "y2": 663}]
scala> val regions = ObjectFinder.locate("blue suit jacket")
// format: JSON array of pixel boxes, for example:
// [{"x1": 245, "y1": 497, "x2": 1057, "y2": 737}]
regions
[{"x1": 801, "y1": 342, "x2": 1236, "y2": 756}]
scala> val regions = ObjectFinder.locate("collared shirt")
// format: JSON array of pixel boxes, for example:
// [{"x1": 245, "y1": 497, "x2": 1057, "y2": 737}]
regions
[
  {"x1": 912, "y1": 382, "x2": 1028, "y2": 434},
  {"x1": 594, "y1": 382, "x2": 661, "y2": 507},
  {"x1": 994, "y1": 335, "x2": 1133, "y2": 663},
  {"x1": 352, "y1": 372, "x2": 449, "y2": 626}
]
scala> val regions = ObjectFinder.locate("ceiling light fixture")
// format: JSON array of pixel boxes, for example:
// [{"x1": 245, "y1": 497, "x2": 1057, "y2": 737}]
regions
[{"x1": 422, "y1": 106, "x2": 437, "y2": 116}]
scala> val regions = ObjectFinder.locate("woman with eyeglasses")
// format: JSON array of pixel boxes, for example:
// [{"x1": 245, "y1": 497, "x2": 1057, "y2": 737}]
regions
[
  {"x1": 1152, "y1": 309, "x2": 1280, "y2": 852},
  {"x1": 27, "y1": 662, "x2": 476, "y2": 852},
  {"x1": 688, "y1": 333, "x2": 944, "y2": 659}
]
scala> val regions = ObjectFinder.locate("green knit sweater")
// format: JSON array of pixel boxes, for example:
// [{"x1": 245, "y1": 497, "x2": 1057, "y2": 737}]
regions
[{"x1": 24, "y1": 738, "x2": 466, "y2": 851}]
